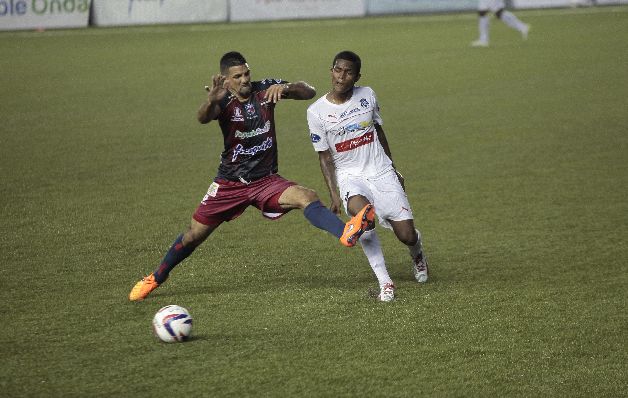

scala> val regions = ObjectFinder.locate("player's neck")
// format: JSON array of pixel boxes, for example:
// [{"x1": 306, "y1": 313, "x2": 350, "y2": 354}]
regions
[
  {"x1": 235, "y1": 94, "x2": 251, "y2": 102},
  {"x1": 326, "y1": 89, "x2": 353, "y2": 105},
  {"x1": 229, "y1": 88, "x2": 251, "y2": 103}
]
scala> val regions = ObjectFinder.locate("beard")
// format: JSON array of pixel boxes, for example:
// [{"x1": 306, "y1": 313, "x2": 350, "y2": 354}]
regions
[{"x1": 237, "y1": 84, "x2": 252, "y2": 98}]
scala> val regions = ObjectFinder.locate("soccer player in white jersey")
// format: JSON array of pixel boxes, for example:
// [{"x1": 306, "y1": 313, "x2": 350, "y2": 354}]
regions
[
  {"x1": 306, "y1": 51, "x2": 429, "y2": 302},
  {"x1": 471, "y1": 0, "x2": 530, "y2": 47}
]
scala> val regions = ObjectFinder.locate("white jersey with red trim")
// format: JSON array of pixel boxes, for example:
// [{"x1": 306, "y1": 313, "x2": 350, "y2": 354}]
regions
[{"x1": 306, "y1": 86, "x2": 393, "y2": 179}]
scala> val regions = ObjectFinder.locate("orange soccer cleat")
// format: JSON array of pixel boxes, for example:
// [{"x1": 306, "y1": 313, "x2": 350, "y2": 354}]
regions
[
  {"x1": 339, "y1": 204, "x2": 375, "y2": 247},
  {"x1": 129, "y1": 273, "x2": 160, "y2": 301}
]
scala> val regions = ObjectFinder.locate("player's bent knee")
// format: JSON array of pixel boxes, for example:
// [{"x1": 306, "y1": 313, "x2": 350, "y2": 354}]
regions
[
  {"x1": 184, "y1": 222, "x2": 214, "y2": 247},
  {"x1": 304, "y1": 188, "x2": 320, "y2": 203},
  {"x1": 346, "y1": 194, "x2": 370, "y2": 216},
  {"x1": 281, "y1": 185, "x2": 320, "y2": 209},
  {"x1": 395, "y1": 228, "x2": 418, "y2": 246}
]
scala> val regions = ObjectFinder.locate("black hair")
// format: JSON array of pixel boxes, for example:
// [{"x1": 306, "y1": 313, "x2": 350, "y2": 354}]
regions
[
  {"x1": 220, "y1": 51, "x2": 247, "y2": 74},
  {"x1": 332, "y1": 51, "x2": 361, "y2": 75}
]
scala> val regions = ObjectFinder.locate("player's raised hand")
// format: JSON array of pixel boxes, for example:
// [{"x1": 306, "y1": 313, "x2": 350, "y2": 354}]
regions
[
  {"x1": 265, "y1": 83, "x2": 288, "y2": 103},
  {"x1": 205, "y1": 74, "x2": 229, "y2": 103}
]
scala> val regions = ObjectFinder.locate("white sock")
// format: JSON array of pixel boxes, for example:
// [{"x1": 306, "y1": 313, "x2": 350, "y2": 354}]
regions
[
  {"x1": 408, "y1": 229, "x2": 423, "y2": 260},
  {"x1": 359, "y1": 229, "x2": 392, "y2": 287},
  {"x1": 500, "y1": 11, "x2": 527, "y2": 33},
  {"x1": 479, "y1": 15, "x2": 489, "y2": 42}
]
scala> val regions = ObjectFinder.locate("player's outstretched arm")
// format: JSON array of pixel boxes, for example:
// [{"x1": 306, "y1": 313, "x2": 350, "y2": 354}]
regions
[
  {"x1": 318, "y1": 150, "x2": 342, "y2": 215},
  {"x1": 266, "y1": 81, "x2": 316, "y2": 103},
  {"x1": 198, "y1": 74, "x2": 228, "y2": 124},
  {"x1": 284, "y1": 81, "x2": 316, "y2": 100}
]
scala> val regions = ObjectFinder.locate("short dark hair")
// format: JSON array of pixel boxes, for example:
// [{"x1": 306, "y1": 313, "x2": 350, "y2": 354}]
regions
[
  {"x1": 332, "y1": 51, "x2": 361, "y2": 75},
  {"x1": 220, "y1": 51, "x2": 247, "y2": 74}
]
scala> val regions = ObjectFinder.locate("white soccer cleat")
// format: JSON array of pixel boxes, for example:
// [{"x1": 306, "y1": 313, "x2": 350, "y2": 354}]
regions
[
  {"x1": 471, "y1": 39, "x2": 489, "y2": 48},
  {"x1": 412, "y1": 253, "x2": 429, "y2": 283},
  {"x1": 378, "y1": 283, "x2": 395, "y2": 302}
]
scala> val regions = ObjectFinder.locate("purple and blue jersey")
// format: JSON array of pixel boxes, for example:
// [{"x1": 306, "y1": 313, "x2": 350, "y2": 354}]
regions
[{"x1": 215, "y1": 79, "x2": 286, "y2": 183}]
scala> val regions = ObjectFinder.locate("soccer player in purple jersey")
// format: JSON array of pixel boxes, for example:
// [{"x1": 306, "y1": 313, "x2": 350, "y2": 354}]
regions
[{"x1": 129, "y1": 51, "x2": 374, "y2": 301}]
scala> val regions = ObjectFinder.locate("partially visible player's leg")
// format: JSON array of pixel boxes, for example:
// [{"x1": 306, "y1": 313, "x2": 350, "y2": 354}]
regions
[
  {"x1": 496, "y1": 8, "x2": 530, "y2": 39},
  {"x1": 362, "y1": 169, "x2": 428, "y2": 283},
  {"x1": 277, "y1": 184, "x2": 374, "y2": 247},
  {"x1": 390, "y1": 219, "x2": 429, "y2": 283},
  {"x1": 278, "y1": 185, "x2": 344, "y2": 236},
  {"x1": 129, "y1": 219, "x2": 219, "y2": 301},
  {"x1": 155, "y1": 219, "x2": 217, "y2": 284},
  {"x1": 359, "y1": 229, "x2": 395, "y2": 302},
  {"x1": 129, "y1": 179, "x2": 247, "y2": 301},
  {"x1": 472, "y1": 10, "x2": 490, "y2": 47},
  {"x1": 344, "y1": 190, "x2": 393, "y2": 300},
  {"x1": 472, "y1": 0, "x2": 494, "y2": 46}
]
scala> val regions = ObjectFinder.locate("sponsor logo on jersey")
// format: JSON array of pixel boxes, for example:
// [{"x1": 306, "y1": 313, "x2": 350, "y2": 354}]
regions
[
  {"x1": 231, "y1": 107, "x2": 244, "y2": 122},
  {"x1": 235, "y1": 120, "x2": 271, "y2": 139},
  {"x1": 201, "y1": 182, "x2": 220, "y2": 204},
  {"x1": 232, "y1": 137, "x2": 273, "y2": 161},
  {"x1": 360, "y1": 98, "x2": 369, "y2": 108},
  {"x1": 344, "y1": 121, "x2": 371, "y2": 134},
  {"x1": 340, "y1": 107, "x2": 361, "y2": 119},
  {"x1": 335, "y1": 131, "x2": 374, "y2": 153},
  {"x1": 328, "y1": 121, "x2": 372, "y2": 136},
  {"x1": 244, "y1": 103, "x2": 256, "y2": 118},
  {"x1": 310, "y1": 133, "x2": 321, "y2": 143}
]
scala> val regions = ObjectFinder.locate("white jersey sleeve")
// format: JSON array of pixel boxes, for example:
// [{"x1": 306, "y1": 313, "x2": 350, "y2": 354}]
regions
[
  {"x1": 372, "y1": 90, "x2": 383, "y2": 127},
  {"x1": 307, "y1": 105, "x2": 330, "y2": 152}
]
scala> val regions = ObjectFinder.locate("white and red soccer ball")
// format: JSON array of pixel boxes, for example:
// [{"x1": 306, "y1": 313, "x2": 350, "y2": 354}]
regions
[{"x1": 152, "y1": 305, "x2": 193, "y2": 343}]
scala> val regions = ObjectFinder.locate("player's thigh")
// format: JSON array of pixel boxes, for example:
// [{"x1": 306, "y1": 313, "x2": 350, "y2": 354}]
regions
[
  {"x1": 277, "y1": 184, "x2": 319, "y2": 210},
  {"x1": 368, "y1": 170, "x2": 415, "y2": 229},
  {"x1": 338, "y1": 176, "x2": 374, "y2": 216}
]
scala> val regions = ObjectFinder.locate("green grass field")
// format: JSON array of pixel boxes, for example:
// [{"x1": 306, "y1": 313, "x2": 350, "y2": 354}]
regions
[{"x1": 1, "y1": 6, "x2": 627, "y2": 397}]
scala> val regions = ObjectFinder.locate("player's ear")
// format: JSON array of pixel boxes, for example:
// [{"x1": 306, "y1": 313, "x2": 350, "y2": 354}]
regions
[{"x1": 355, "y1": 73, "x2": 361, "y2": 83}]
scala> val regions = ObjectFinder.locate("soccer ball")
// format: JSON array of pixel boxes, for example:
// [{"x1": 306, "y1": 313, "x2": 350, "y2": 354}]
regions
[{"x1": 152, "y1": 305, "x2": 193, "y2": 343}]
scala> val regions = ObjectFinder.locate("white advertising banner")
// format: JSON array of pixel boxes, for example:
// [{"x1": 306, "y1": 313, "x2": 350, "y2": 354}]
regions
[
  {"x1": 511, "y1": 0, "x2": 572, "y2": 8},
  {"x1": 91, "y1": 0, "x2": 228, "y2": 26},
  {"x1": 367, "y1": 0, "x2": 476, "y2": 15},
  {"x1": 595, "y1": 0, "x2": 628, "y2": 4},
  {"x1": 229, "y1": 0, "x2": 366, "y2": 22},
  {"x1": 0, "y1": 0, "x2": 91, "y2": 31}
]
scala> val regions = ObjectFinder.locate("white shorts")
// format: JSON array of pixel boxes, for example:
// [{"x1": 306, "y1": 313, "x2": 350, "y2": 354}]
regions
[
  {"x1": 478, "y1": 0, "x2": 504, "y2": 11},
  {"x1": 338, "y1": 169, "x2": 414, "y2": 230}
]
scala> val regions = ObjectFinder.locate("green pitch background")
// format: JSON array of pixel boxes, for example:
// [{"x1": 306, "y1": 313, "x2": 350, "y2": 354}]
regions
[{"x1": 1, "y1": 7, "x2": 627, "y2": 397}]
